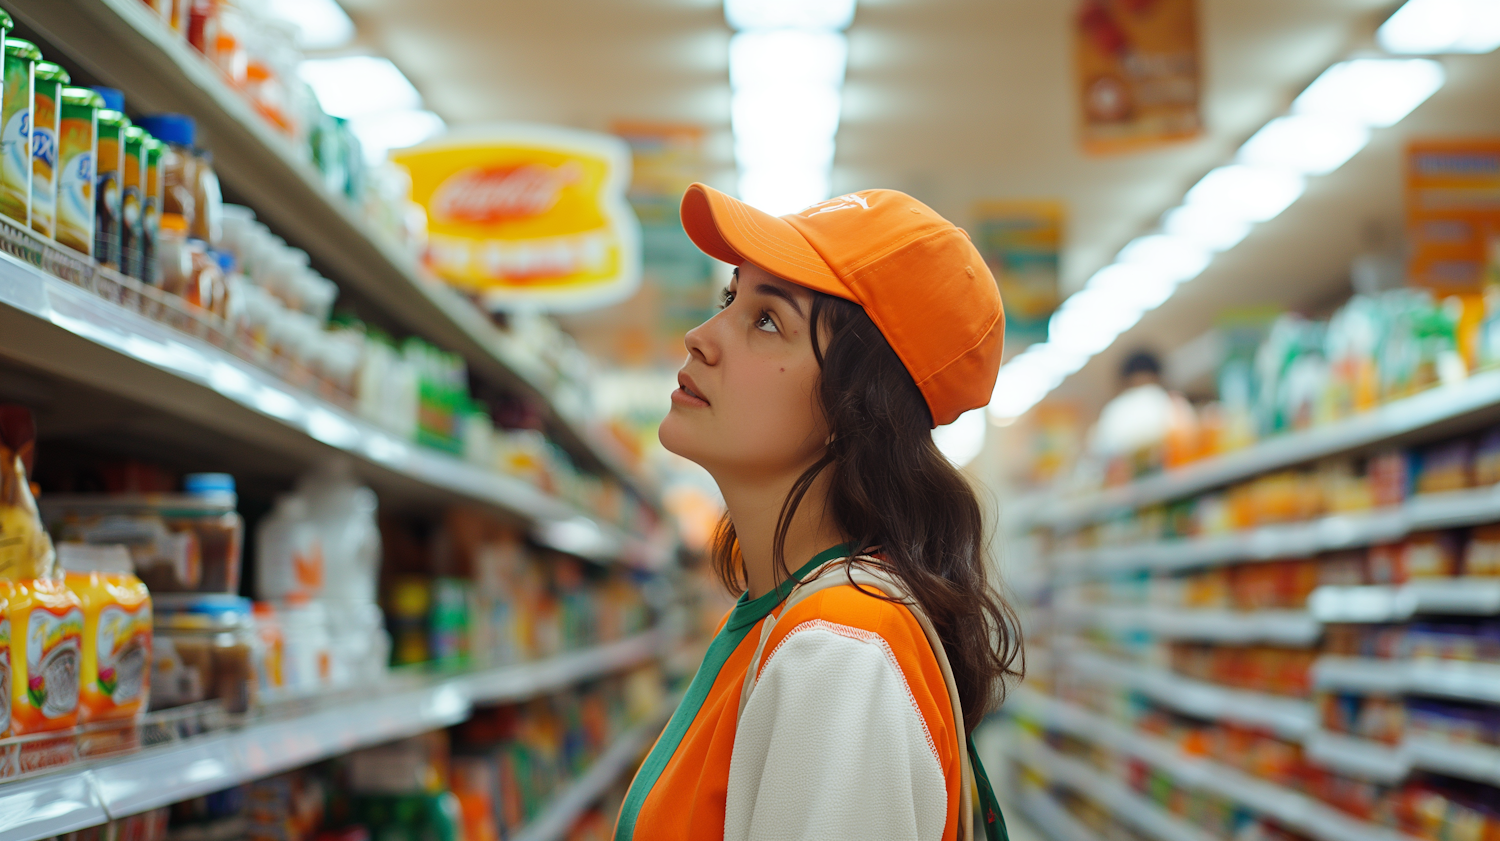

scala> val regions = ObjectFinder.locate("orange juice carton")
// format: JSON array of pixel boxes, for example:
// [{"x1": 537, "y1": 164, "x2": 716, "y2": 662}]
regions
[{"x1": 59, "y1": 544, "x2": 151, "y2": 722}]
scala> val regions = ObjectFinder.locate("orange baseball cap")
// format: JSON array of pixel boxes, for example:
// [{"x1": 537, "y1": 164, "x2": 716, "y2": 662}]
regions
[{"x1": 680, "y1": 182, "x2": 1004, "y2": 427}]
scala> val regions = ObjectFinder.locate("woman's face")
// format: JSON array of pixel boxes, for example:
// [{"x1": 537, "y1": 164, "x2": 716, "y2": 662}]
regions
[{"x1": 658, "y1": 263, "x2": 828, "y2": 482}]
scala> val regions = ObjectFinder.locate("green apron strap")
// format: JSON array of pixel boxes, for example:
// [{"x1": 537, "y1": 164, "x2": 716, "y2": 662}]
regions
[{"x1": 968, "y1": 732, "x2": 1009, "y2": 841}]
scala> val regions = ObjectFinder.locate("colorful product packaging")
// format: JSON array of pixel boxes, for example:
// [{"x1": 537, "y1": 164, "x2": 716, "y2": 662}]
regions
[
  {"x1": 142, "y1": 137, "x2": 162, "y2": 285},
  {"x1": 94, "y1": 109, "x2": 128, "y2": 269},
  {"x1": 0, "y1": 587, "x2": 10, "y2": 740},
  {"x1": 0, "y1": 38, "x2": 40, "y2": 226},
  {"x1": 29, "y1": 61, "x2": 68, "y2": 239},
  {"x1": 56, "y1": 87, "x2": 100, "y2": 256},
  {"x1": 122, "y1": 125, "x2": 146, "y2": 279},
  {"x1": 5, "y1": 577, "x2": 83, "y2": 733},
  {"x1": 60, "y1": 544, "x2": 151, "y2": 722}
]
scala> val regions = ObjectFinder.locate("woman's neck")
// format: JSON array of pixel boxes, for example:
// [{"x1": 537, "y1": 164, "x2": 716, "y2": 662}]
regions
[{"x1": 718, "y1": 469, "x2": 845, "y2": 600}]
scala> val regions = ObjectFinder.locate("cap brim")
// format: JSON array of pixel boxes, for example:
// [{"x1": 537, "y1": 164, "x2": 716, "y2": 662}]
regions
[{"x1": 680, "y1": 184, "x2": 855, "y2": 302}]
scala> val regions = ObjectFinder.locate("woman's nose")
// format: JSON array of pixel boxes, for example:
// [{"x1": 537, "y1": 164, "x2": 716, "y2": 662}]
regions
[{"x1": 684, "y1": 312, "x2": 722, "y2": 366}]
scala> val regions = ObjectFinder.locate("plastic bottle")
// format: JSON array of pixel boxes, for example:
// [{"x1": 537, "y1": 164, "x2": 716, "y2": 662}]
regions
[
  {"x1": 4, "y1": 577, "x2": 83, "y2": 734},
  {"x1": 55, "y1": 87, "x2": 101, "y2": 256},
  {"x1": 94, "y1": 110, "x2": 130, "y2": 270},
  {"x1": 59, "y1": 543, "x2": 151, "y2": 722},
  {"x1": 142, "y1": 137, "x2": 163, "y2": 285},
  {"x1": 192, "y1": 147, "x2": 222, "y2": 246},
  {"x1": 121, "y1": 126, "x2": 147, "y2": 279},
  {"x1": 29, "y1": 61, "x2": 69, "y2": 239},
  {"x1": 156, "y1": 212, "x2": 192, "y2": 296},
  {"x1": 1, "y1": 38, "x2": 41, "y2": 225},
  {"x1": 136, "y1": 114, "x2": 198, "y2": 235}
]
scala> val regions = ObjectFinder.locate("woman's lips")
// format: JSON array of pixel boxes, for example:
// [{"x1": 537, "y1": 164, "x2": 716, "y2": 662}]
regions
[{"x1": 674, "y1": 374, "x2": 710, "y2": 407}]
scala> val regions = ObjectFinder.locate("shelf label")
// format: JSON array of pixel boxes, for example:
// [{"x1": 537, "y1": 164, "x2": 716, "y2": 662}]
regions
[{"x1": 394, "y1": 126, "x2": 641, "y2": 312}]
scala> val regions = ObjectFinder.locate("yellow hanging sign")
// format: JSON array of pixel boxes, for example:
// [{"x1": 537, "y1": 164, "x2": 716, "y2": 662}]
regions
[{"x1": 393, "y1": 125, "x2": 641, "y2": 311}]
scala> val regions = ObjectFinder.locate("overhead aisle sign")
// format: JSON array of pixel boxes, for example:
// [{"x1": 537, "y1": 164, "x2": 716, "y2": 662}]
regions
[
  {"x1": 1074, "y1": 0, "x2": 1202, "y2": 154},
  {"x1": 394, "y1": 125, "x2": 641, "y2": 312}
]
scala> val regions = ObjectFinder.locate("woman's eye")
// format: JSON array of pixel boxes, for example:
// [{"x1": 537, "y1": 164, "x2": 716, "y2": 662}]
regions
[
  {"x1": 720, "y1": 288, "x2": 736, "y2": 309},
  {"x1": 755, "y1": 312, "x2": 779, "y2": 333}
]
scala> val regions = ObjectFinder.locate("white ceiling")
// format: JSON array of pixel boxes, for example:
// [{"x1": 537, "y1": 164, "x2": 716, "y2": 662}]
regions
[{"x1": 338, "y1": 0, "x2": 1500, "y2": 419}]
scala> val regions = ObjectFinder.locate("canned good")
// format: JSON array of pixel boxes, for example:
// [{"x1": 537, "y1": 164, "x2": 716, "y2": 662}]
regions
[
  {"x1": 29, "y1": 61, "x2": 69, "y2": 239},
  {"x1": 122, "y1": 125, "x2": 146, "y2": 279},
  {"x1": 94, "y1": 109, "x2": 128, "y2": 269},
  {"x1": 0, "y1": 38, "x2": 41, "y2": 225},
  {"x1": 56, "y1": 87, "x2": 101, "y2": 256}
]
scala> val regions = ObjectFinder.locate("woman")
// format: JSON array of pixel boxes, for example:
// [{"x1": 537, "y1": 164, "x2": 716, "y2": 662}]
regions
[{"x1": 615, "y1": 184, "x2": 1023, "y2": 841}]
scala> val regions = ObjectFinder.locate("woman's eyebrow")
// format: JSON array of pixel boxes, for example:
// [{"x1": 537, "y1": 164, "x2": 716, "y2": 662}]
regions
[{"x1": 754, "y1": 282, "x2": 806, "y2": 318}]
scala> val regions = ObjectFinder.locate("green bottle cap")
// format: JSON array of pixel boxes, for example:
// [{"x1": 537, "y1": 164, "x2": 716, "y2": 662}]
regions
[
  {"x1": 34, "y1": 61, "x2": 69, "y2": 84},
  {"x1": 97, "y1": 109, "x2": 131, "y2": 129},
  {"x1": 61, "y1": 87, "x2": 105, "y2": 109},
  {"x1": 0, "y1": 10, "x2": 13, "y2": 32},
  {"x1": 124, "y1": 125, "x2": 146, "y2": 144},
  {"x1": 3, "y1": 38, "x2": 41, "y2": 62}
]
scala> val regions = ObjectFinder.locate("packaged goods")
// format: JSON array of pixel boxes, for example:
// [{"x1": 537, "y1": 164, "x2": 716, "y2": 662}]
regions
[
  {"x1": 256, "y1": 463, "x2": 379, "y2": 604},
  {"x1": 121, "y1": 126, "x2": 147, "y2": 279},
  {"x1": 59, "y1": 543, "x2": 151, "y2": 722},
  {"x1": 29, "y1": 61, "x2": 68, "y2": 239},
  {"x1": 0, "y1": 405, "x2": 55, "y2": 581},
  {"x1": 1465, "y1": 524, "x2": 1500, "y2": 576},
  {"x1": 94, "y1": 109, "x2": 128, "y2": 268},
  {"x1": 1404, "y1": 531, "x2": 1462, "y2": 578},
  {"x1": 41, "y1": 479, "x2": 245, "y2": 594},
  {"x1": 151, "y1": 594, "x2": 254, "y2": 713},
  {"x1": 142, "y1": 137, "x2": 162, "y2": 284},
  {"x1": 0, "y1": 38, "x2": 39, "y2": 225},
  {"x1": 5, "y1": 577, "x2": 83, "y2": 733},
  {"x1": 55, "y1": 87, "x2": 100, "y2": 255}
]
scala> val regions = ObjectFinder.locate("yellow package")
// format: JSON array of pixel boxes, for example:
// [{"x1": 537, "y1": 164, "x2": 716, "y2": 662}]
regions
[
  {"x1": 60, "y1": 544, "x2": 151, "y2": 722},
  {"x1": 0, "y1": 446, "x2": 54, "y2": 582},
  {"x1": 5, "y1": 577, "x2": 83, "y2": 733}
]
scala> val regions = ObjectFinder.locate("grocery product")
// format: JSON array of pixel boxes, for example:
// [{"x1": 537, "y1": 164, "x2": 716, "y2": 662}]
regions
[
  {"x1": 0, "y1": 37, "x2": 38, "y2": 225},
  {"x1": 55, "y1": 87, "x2": 100, "y2": 256},
  {"x1": 142, "y1": 137, "x2": 162, "y2": 284},
  {"x1": 59, "y1": 543, "x2": 151, "y2": 722},
  {"x1": 151, "y1": 593, "x2": 254, "y2": 714},
  {"x1": 94, "y1": 109, "x2": 128, "y2": 269},
  {"x1": 5, "y1": 576, "x2": 83, "y2": 733},
  {"x1": 0, "y1": 405, "x2": 54, "y2": 581},
  {"x1": 256, "y1": 463, "x2": 380, "y2": 604},
  {"x1": 29, "y1": 61, "x2": 69, "y2": 239},
  {"x1": 41, "y1": 478, "x2": 245, "y2": 594},
  {"x1": 121, "y1": 125, "x2": 147, "y2": 279}
]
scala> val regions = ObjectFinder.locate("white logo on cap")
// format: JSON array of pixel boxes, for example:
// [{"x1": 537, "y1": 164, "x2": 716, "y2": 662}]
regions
[{"x1": 802, "y1": 194, "x2": 870, "y2": 216}]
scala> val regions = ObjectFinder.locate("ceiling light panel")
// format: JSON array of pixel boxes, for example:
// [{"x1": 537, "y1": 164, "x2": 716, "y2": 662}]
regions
[
  {"x1": 347, "y1": 110, "x2": 446, "y2": 165},
  {"x1": 724, "y1": 0, "x2": 856, "y2": 32},
  {"x1": 1185, "y1": 165, "x2": 1306, "y2": 223},
  {"x1": 729, "y1": 30, "x2": 848, "y2": 91},
  {"x1": 266, "y1": 0, "x2": 355, "y2": 50},
  {"x1": 299, "y1": 56, "x2": 422, "y2": 119},
  {"x1": 1237, "y1": 115, "x2": 1371, "y2": 175},
  {"x1": 1292, "y1": 58, "x2": 1445, "y2": 128},
  {"x1": 1378, "y1": 0, "x2": 1500, "y2": 55}
]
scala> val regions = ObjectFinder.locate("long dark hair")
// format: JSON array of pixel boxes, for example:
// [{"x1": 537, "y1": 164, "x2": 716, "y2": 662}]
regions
[{"x1": 709, "y1": 292, "x2": 1024, "y2": 731}]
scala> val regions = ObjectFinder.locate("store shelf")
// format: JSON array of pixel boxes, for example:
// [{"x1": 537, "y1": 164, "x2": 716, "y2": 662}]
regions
[
  {"x1": 1011, "y1": 730, "x2": 1216, "y2": 841},
  {"x1": 0, "y1": 254, "x2": 661, "y2": 566},
  {"x1": 1312, "y1": 656, "x2": 1500, "y2": 704},
  {"x1": 1013, "y1": 782, "x2": 1105, "y2": 841},
  {"x1": 1055, "y1": 486, "x2": 1500, "y2": 577},
  {"x1": 509, "y1": 703, "x2": 672, "y2": 841},
  {"x1": 1308, "y1": 579, "x2": 1500, "y2": 623},
  {"x1": 1005, "y1": 689, "x2": 1421, "y2": 841},
  {"x1": 1057, "y1": 604, "x2": 1321, "y2": 646},
  {"x1": 1024, "y1": 369, "x2": 1500, "y2": 533},
  {"x1": 1406, "y1": 735, "x2": 1500, "y2": 787},
  {"x1": 1303, "y1": 730, "x2": 1500, "y2": 788},
  {"x1": 0, "y1": 631, "x2": 669, "y2": 841},
  {"x1": 1062, "y1": 648, "x2": 1316, "y2": 739},
  {"x1": 3, "y1": 0, "x2": 656, "y2": 507}
]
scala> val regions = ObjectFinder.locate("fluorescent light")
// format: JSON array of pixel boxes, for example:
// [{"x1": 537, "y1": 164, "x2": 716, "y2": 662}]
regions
[
  {"x1": 725, "y1": 0, "x2": 856, "y2": 31},
  {"x1": 989, "y1": 347, "x2": 1083, "y2": 420},
  {"x1": 299, "y1": 56, "x2": 421, "y2": 119},
  {"x1": 732, "y1": 86, "x2": 842, "y2": 145},
  {"x1": 1117, "y1": 235, "x2": 1211, "y2": 284},
  {"x1": 266, "y1": 0, "x2": 354, "y2": 50},
  {"x1": 1048, "y1": 299, "x2": 1142, "y2": 356},
  {"x1": 730, "y1": 30, "x2": 848, "y2": 92},
  {"x1": 1292, "y1": 58, "x2": 1445, "y2": 128},
  {"x1": 932, "y1": 408, "x2": 987, "y2": 467},
  {"x1": 347, "y1": 109, "x2": 446, "y2": 164},
  {"x1": 739, "y1": 166, "x2": 831, "y2": 216},
  {"x1": 1083, "y1": 262, "x2": 1177, "y2": 311},
  {"x1": 1378, "y1": 0, "x2": 1500, "y2": 55},
  {"x1": 1237, "y1": 115, "x2": 1370, "y2": 176},
  {"x1": 1185, "y1": 164, "x2": 1305, "y2": 223},
  {"x1": 1162, "y1": 205, "x2": 1252, "y2": 252}
]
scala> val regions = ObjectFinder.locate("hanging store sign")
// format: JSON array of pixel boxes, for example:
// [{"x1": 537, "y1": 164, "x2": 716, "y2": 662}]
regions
[
  {"x1": 1406, "y1": 139, "x2": 1500, "y2": 293},
  {"x1": 393, "y1": 125, "x2": 641, "y2": 312},
  {"x1": 1074, "y1": 0, "x2": 1202, "y2": 155},
  {"x1": 973, "y1": 200, "x2": 1065, "y2": 350}
]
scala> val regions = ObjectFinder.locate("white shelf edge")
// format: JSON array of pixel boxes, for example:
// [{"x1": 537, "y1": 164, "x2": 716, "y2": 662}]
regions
[
  {"x1": 507, "y1": 699, "x2": 675, "y2": 841},
  {"x1": 1057, "y1": 605, "x2": 1321, "y2": 646},
  {"x1": 1053, "y1": 486, "x2": 1500, "y2": 577},
  {"x1": 1308, "y1": 579, "x2": 1500, "y2": 623},
  {"x1": 1304, "y1": 730, "x2": 1500, "y2": 788},
  {"x1": 1030, "y1": 369, "x2": 1500, "y2": 532},
  {"x1": 1313, "y1": 655, "x2": 1500, "y2": 705},
  {"x1": 1004, "y1": 688, "x2": 1423, "y2": 841},
  {"x1": 1062, "y1": 648, "x2": 1316, "y2": 740},
  {"x1": 0, "y1": 631, "x2": 671, "y2": 841},
  {"x1": 0, "y1": 256, "x2": 661, "y2": 565}
]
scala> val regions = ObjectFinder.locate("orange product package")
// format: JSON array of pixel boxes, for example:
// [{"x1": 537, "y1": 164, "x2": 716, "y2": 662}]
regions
[
  {"x1": 60, "y1": 544, "x2": 151, "y2": 722},
  {"x1": 5, "y1": 577, "x2": 83, "y2": 733}
]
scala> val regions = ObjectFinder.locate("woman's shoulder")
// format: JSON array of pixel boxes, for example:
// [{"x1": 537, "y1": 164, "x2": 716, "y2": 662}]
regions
[{"x1": 767, "y1": 575, "x2": 944, "y2": 688}]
